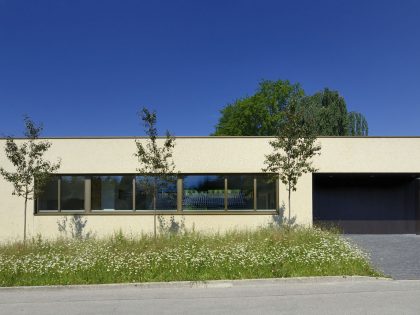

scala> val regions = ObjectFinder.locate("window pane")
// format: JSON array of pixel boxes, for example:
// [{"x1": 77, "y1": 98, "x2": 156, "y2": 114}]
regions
[
  {"x1": 183, "y1": 175, "x2": 225, "y2": 210},
  {"x1": 61, "y1": 176, "x2": 85, "y2": 210},
  {"x1": 257, "y1": 175, "x2": 276, "y2": 210},
  {"x1": 136, "y1": 176, "x2": 177, "y2": 210},
  {"x1": 92, "y1": 176, "x2": 133, "y2": 210},
  {"x1": 227, "y1": 175, "x2": 254, "y2": 210},
  {"x1": 37, "y1": 177, "x2": 58, "y2": 211}
]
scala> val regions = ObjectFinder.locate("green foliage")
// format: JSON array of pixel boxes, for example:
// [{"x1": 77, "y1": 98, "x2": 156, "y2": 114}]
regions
[
  {"x1": 300, "y1": 88, "x2": 369, "y2": 136},
  {"x1": 263, "y1": 101, "x2": 321, "y2": 220},
  {"x1": 213, "y1": 80, "x2": 304, "y2": 136},
  {"x1": 213, "y1": 81, "x2": 369, "y2": 136},
  {"x1": 0, "y1": 227, "x2": 381, "y2": 286},
  {"x1": 300, "y1": 88, "x2": 348, "y2": 136},
  {"x1": 135, "y1": 108, "x2": 176, "y2": 176},
  {"x1": 0, "y1": 116, "x2": 61, "y2": 242},
  {"x1": 134, "y1": 108, "x2": 176, "y2": 238},
  {"x1": 348, "y1": 111, "x2": 369, "y2": 136}
]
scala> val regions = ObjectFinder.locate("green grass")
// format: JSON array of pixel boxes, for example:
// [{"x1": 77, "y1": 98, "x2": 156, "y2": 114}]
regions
[{"x1": 0, "y1": 227, "x2": 381, "y2": 287}]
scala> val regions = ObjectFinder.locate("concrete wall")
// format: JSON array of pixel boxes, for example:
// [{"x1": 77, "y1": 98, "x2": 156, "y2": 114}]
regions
[{"x1": 1, "y1": 137, "x2": 420, "y2": 241}]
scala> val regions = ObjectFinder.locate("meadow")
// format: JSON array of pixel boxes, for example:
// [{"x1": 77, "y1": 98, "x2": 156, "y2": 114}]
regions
[{"x1": 0, "y1": 226, "x2": 381, "y2": 286}]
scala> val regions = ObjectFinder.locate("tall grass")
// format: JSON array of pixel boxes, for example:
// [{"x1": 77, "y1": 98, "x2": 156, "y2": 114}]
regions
[{"x1": 0, "y1": 227, "x2": 381, "y2": 287}]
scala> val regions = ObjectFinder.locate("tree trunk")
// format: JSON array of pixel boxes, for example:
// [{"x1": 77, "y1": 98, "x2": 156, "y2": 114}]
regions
[
  {"x1": 153, "y1": 186, "x2": 157, "y2": 239},
  {"x1": 288, "y1": 183, "x2": 291, "y2": 224},
  {"x1": 23, "y1": 197, "x2": 27, "y2": 244}
]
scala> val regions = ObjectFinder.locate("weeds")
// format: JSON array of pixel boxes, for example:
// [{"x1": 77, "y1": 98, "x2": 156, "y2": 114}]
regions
[{"x1": 0, "y1": 227, "x2": 381, "y2": 286}]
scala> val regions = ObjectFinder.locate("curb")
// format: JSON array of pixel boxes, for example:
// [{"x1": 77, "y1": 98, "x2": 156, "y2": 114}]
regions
[{"x1": 0, "y1": 276, "x2": 391, "y2": 291}]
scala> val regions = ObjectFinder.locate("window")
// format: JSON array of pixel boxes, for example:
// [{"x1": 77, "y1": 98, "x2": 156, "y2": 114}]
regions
[
  {"x1": 61, "y1": 176, "x2": 85, "y2": 211},
  {"x1": 92, "y1": 176, "x2": 133, "y2": 211},
  {"x1": 37, "y1": 176, "x2": 59, "y2": 211},
  {"x1": 183, "y1": 175, "x2": 225, "y2": 210},
  {"x1": 135, "y1": 176, "x2": 177, "y2": 210},
  {"x1": 257, "y1": 175, "x2": 276, "y2": 210},
  {"x1": 35, "y1": 173, "x2": 277, "y2": 214},
  {"x1": 226, "y1": 175, "x2": 254, "y2": 210}
]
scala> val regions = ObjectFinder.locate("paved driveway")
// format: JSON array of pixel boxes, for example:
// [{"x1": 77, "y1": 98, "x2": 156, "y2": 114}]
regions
[{"x1": 345, "y1": 235, "x2": 420, "y2": 280}]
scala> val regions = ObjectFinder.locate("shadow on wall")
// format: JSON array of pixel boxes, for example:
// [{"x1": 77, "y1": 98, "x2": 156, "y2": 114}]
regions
[
  {"x1": 270, "y1": 202, "x2": 297, "y2": 227},
  {"x1": 57, "y1": 215, "x2": 95, "y2": 239},
  {"x1": 158, "y1": 215, "x2": 186, "y2": 235}
]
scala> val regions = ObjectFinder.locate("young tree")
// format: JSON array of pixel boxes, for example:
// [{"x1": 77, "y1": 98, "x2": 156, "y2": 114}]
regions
[
  {"x1": 134, "y1": 108, "x2": 176, "y2": 238},
  {"x1": 0, "y1": 116, "x2": 61, "y2": 242},
  {"x1": 263, "y1": 101, "x2": 321, "y2": 222}
]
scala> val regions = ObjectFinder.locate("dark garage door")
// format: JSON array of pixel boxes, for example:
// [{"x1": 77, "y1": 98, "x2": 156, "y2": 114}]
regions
[{"x1": 313, "y1": 174, "x2": 420, "y2": 234}]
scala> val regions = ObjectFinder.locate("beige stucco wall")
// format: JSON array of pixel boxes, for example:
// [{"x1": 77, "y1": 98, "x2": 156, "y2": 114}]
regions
[{"x1": 1, "y1": 136, "x2": 420, "y2": 241}]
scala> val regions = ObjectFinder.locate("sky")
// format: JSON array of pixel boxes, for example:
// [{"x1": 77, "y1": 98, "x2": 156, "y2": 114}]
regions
[{"x1": 0, "y1": 0, "x2": 419, "y2": 137}]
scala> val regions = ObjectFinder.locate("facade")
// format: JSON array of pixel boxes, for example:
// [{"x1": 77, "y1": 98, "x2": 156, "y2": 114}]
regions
[{"x1": 0, "y1": 136, "x2": 420, "y2": 241}]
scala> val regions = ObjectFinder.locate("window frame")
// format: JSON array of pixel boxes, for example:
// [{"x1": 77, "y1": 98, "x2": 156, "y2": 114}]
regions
[{"x1": 35, "y1": 173, "x2": 279, "y2": 215}]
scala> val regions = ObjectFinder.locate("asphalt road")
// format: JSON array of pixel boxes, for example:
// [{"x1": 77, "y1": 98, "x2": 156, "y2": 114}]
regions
[{"x1": 1, "y1": 278, "x2": 420, "y2": 315}]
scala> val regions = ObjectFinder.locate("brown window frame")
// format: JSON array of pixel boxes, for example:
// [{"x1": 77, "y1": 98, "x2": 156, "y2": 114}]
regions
[{"x1": 35, "y1": 173, "x2": 279, "y2": 215}]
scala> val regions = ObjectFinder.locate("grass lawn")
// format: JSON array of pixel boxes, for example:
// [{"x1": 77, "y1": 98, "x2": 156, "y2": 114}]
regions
[{"x1": 0, "y1": 227, "x2": 381, "y2": 287}]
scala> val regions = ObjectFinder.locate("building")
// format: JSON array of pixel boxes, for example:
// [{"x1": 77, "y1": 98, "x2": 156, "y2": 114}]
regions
[{"x1": 0, "y1": 136, "x2": 419, "y2": 241}]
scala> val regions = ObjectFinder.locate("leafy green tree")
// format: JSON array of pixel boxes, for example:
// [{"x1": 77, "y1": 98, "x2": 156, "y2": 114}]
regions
[
  {"x1": 0, "y1": 116, "x2": 61, "y2": 242},
  {"x1": 134, "y1": 108, "x2": 176, "y2": 238},
  {"x1": 263, "y1": 101, "x2": 321, "y2": 222},
  {"x1": 348, "y1": 111, "x2": 369, "y2": 136},
  {"x1": 213, "y1": 80, "x2": 304, "y2": 136},
  {"x1": 214, "y1": 81, "x2": 369, "y2": 136},
  {"x1": 300, "y1": 88, "x2": 369, "y2": 136},
  {"x1": 300, "y1": 88, "x2": 348, "y2": 136}
]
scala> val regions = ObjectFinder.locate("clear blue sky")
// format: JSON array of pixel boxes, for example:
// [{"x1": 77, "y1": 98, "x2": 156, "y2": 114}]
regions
[{"x1": 1, "y1": 0, "x2": 419, "y2": 137}]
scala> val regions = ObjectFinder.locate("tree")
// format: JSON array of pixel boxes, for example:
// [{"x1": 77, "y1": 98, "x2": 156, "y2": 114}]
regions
[
  {"x1": 134, "y1": 108, "x2": 176, "y2": 238},
  {"x1": 300, "y1": 88, "x2": 369, "y2": 136},
  {"x1": 0, "y1": 116, "x2": 61, "y2": 242},
  {"x1": 213, "y1": 80, "x2": 369, "y2": 136},
  {"x1": 213, "y1": 80, "x2": 304, "y2": 136},
  {"x1": 348, "y1": 111, "x2": 369, "y2": 136},
  {"x1": 299, "y1": 88, "x2": 348, "y2": 136},
  {"x1": 263, "y1": 100, "x2": 321, "y2": 222}
]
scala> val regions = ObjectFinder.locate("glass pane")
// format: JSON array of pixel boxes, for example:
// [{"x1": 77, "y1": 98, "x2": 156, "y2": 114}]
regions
[
  {"x1": 183, "y1": 175, "x2": 225, "y2": 210},
  {"x1": 136, "y1": 176, "x2": 177, "y2": 210},
  {"x1": 37, "y1": 177, "x2": 58, "y2": 210},
  {"x1": 92, "y1": 176, "x2": 133, "y2": 210},
  {"x1": 257, "y1": 175, "x2": 276, "y2": 210},
  {"x1": 61, "y1": 176, "x2": 85, "y2": 210},
  {"x1": 227, "y1": 175, "x2": 254, "y2": 210}
]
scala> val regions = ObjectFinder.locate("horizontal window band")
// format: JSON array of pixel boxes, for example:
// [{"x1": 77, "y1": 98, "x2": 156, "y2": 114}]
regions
[
  {"x1": 35, "y1": 210, "x2": 277, "y2": 216},
  {"x1": 36, "y1": 174, "x2": 279, "y2": 214}
]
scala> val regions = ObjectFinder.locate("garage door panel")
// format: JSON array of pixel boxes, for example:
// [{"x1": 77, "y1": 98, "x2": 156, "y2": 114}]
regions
[{"x1": 313, "y1": 174, "x2": 418, "y2": 234}]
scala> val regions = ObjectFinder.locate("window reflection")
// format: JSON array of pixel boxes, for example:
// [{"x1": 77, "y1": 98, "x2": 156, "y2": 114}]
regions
[
  {"x1": 37, "y1": 176, "x2": 58, "y2": 210},
  {"x1": 61, "y1": 176, "x2": 85, "y2": 210},
  {"x1": 183, "y1": 175, "x2": 225, "y2": 210},
  {"x1": 257, "y1": 175, "x2": 276, "y2": 210},
  {"x1": 226, "y1": 175, "x2": 254, "y2": 210},
  {"x1": 92, "y1": 176, "x2": 133, "y2": 210},
  {"x1": 136, "y1": 176, "x2": 177, "y2": 210}
]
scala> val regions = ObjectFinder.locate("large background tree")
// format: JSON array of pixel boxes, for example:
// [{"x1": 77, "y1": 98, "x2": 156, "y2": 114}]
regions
[
  {"x1": 135, "y1": 108, "x2": 176, "y2": 239},
  {"x1": 213, "y1": 80, "x2": 304, "y2": 136},
  {"x1": 348, "y1": 111, "x2": 369, "y2": 136},
  {"x1": 299, "y1": 88, "x2": 369, "y2": 136},
  {"x1": 214, "y1": 80, "x2": 369, "y2": 136},
  {"x1": 0, "y1": 116, "x2": 61, "y2": 242}
]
